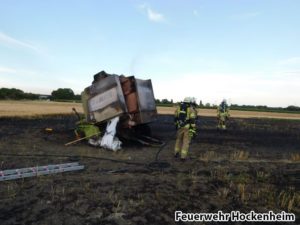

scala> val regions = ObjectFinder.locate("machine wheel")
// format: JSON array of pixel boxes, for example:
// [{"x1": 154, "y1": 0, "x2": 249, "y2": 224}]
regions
[{"x1": 134, "y1": 124, "x2": 152, "y2": 136}]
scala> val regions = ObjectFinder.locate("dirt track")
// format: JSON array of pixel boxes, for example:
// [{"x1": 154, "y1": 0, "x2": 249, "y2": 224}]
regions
[{"x1": 0, "y1": 115, "x2": 299, "y2": 225}]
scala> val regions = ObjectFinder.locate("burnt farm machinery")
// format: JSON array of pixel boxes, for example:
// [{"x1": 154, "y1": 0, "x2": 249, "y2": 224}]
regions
[{"x1": 72, "y1": 71, "x2": 163, "y2": 150}]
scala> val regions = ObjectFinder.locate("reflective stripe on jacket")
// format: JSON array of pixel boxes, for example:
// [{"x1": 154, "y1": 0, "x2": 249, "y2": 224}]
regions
[{"x1": 175, "y1": 104, "x2": 197, "y2": 129}]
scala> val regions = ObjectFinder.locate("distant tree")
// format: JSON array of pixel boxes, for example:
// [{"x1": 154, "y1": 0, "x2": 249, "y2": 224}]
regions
[
  {"x1": 74, "y1": 94, "x2": 82, "y2": 101},
  {"x1": 256, "y1": 105, "x2": 268, "y2": 109},
  {"x1": 286, "y1": 105, "x2": 300, "y2": 111},
  {"x1": 161, "y1": 99, "x2": 171, "y2": 104},
  {"x1": 205, "y1": 103, "x2": 211, "y2": 108},
  {"x1": 199, "y1": 100, "x2": 203, "y2": 107},
  {"x1": 0, "y1": 88, "x2": 9, "y2": 99},
  {"x1": 0, "y1": 88, "x2": 24, "y2": 99},
  {"x1": 155, "y1": 99, "x2": 161, "y2": 104},
  {"x1": 51, "y1": 88, "x2": 75, "y2": 100},
  {"x1": 23, "y1": 92, "x2": 39, "y2": 100}
]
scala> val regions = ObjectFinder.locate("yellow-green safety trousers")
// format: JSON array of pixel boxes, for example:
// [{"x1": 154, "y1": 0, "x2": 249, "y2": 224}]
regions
[
  {"x1": 174, "y1": 127, "x2": 191, "y2": 159},
  {"x1": 174, "y1": 106, "x2": 197, "y2": 159},
  {"x1": 217, "y1": 110, "x2": 229, "y2": 129}
]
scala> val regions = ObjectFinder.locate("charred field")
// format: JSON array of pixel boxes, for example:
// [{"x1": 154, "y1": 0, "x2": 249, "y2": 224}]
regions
[{"x1": 0, "y1": 114, "x2": 299, "y2": 225}]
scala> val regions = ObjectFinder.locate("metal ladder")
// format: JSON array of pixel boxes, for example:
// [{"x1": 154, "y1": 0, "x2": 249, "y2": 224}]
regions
[{"x1": 0, "y1": 162, "x2": 84, "y2": 181}]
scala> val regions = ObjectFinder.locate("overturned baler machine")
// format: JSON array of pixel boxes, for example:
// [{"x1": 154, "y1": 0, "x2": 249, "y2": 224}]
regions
[
  {"x1": 82, "y1": 71, "x2": 157, "y2": 127},
  {"x1": 79, "y1": 71, "x2": 160, "y2": 149}
]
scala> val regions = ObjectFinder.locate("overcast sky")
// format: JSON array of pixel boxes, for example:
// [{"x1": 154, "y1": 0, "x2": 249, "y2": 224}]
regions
[{"x1": 0, "y1": 0, "x2": 299, "y2": 107}]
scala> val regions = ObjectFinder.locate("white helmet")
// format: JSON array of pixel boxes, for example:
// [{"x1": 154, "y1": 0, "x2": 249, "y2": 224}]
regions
[
  {"x1": 183, "y1": 97, "x2": 192, "y2": 103},
  {"x1": 183, "y1": 97, "x2": 196, "y2": 103}
]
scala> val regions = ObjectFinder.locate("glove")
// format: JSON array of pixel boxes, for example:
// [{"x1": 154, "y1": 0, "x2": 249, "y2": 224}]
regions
[{"x1": 189, "y1": 127, "x2": 197, "y2": 138}]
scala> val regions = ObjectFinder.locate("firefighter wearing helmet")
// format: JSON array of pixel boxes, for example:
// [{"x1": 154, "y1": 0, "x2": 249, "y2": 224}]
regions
[
  {"x1": 174, "y1": 97, "x2": 198, "y2": 161},
  {"x1": 217, "y1": 99, "x2": 230, "y2": 129}
]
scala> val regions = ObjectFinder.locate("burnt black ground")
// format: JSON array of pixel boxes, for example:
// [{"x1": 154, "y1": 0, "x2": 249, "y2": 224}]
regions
[{"x1": 0, "y1": 115, "x2": 299, "y2": 225}]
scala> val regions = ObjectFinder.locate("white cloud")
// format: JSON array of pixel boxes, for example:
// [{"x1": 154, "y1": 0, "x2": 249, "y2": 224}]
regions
[
  {"x1": 0, "y1": 66, "x2": 17, "y2": 73},
  {"x1": 0, "y1": 31, "x2": 39, "y2": 51},
  {"x1": 147, "y1": 8, "x2": 165, "y2": 22},
  {"x1": 231, "y1": 12, "x2": 261, "y2": 20},
  {"x1": 138, "y1": 4, "x2": 165, "y2": 23},
  {"x1": 284, "y1": 70, "x2": 300, "y2": 75},
  {"x1": 279, "y1": 57, "x2": 300, "y2": 65}
]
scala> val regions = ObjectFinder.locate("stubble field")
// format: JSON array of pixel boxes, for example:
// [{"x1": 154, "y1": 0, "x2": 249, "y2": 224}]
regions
[{"x1": 0, "y1": 101, "x2": 299, "y2": 225}]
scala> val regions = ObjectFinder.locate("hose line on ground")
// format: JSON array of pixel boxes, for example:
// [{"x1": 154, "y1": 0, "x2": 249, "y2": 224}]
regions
[{"x1": 0, "y1": 153, "x2": 145, "y2": 166}]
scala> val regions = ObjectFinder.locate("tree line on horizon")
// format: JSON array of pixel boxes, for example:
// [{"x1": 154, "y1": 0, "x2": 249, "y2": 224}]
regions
[
  {"x1": 0, "y1": 87, "x2": 81, "y2": 101},
  {"x1": 156, "y1": 99, "x2": 300, "y2": 113},
  {"x1": 0, "y1": 87, "x2": 299, "y2": 112}
]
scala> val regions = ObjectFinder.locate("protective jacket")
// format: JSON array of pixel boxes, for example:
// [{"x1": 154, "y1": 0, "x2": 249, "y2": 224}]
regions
[
  {"x1": 218, "y1": 102, "x2": 229, "y2": 114},
  {"x1": 174, "y1": 102, "x2": 198, "y2": 159},
  {"x1": 174, "y1": 102, "x2": 197, "y2": 136},
  {"x1": 217, "y1": 102, "x2": 230, "y2": 118}
]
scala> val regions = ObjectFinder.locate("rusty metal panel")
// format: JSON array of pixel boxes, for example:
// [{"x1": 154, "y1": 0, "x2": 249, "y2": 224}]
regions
[
  {"x1": 90, "y1": 75, "x2": 120, "y2": 95},
  {"x1": 87, "y1": 76, "x2": 127, "y2": 123},
  {"x1": 89, "y1": 88, "x2": 118, "y2": 112},
  {"x1": 135, "y1": 79, "x2": 156, "y2": 111},
  {"x1": 135, "y1": 79, "x2": 157, "y2": 123},
  {"x1": 125, "y1": 92, "x2": 138, "y2": 113}
]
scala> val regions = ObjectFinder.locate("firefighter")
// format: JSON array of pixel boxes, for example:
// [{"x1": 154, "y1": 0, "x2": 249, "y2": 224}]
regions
[
  {"x1": 217, "y1": 99, "x2": 230, "y2": 130},
  {"x1": 174, "y1": 97, "x2": 198, "y2": 161}
]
